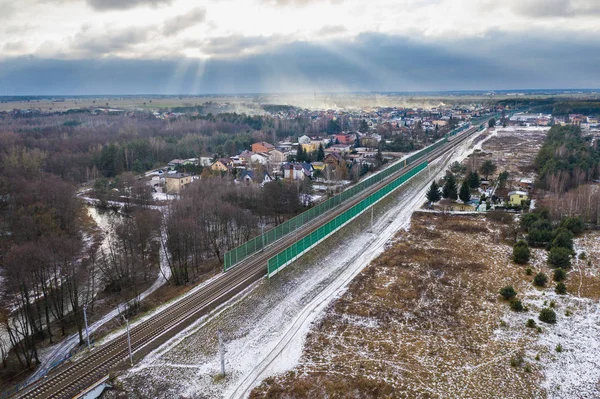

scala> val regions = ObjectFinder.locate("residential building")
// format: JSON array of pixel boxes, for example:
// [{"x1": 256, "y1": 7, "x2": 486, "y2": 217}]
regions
[
  {"x1": 508, "y1": 190, "x2": 529, "y2": 207},
  {"x1": 298, "y1": 135, "x2": 311, "y2": 145},
  {"x1": 334, "y1": 133, "x2": 356, "y2": 145},
  {"x1": 211, "y1": 158, "x2": 232, "y2": 172},
  {"x1": 268, "y1": 149, "x2": 285, "y2": 164},
  {"x1": 282, "y1": 163, "x2": 312, "y2": 180},
  {"x1": 251, "y1": 141, "x2": 275, "y2": 153},
  {"x1": 166, "y1": 173, "x2": 192, "y2": 194},
  {"x1": 324, "y1": 152, "x2": 345, "y2": 168}
]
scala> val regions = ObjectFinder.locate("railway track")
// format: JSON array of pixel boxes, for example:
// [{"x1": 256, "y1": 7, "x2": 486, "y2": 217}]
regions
[{"x1": 8, "y1": 123, "x2": 483, "y2": 399}]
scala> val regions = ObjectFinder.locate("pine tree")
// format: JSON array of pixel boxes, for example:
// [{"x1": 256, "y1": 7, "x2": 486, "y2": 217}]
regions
[
  {"x1": 426, "y1": 181, "x2": 442, "y2": 205},
  {"x1": 296, "y1": 145, "x2": 305, "y2": 162},
  {"x1": 468, "y1": 171, "x2": 480, "y2": 188},
  {"x1": 459, "y1": 180, "x2": 471, "y2": 204},
  {"x1": 317, "y1": 144, "x2": 325, "y2": 162},
  {"x1": 442, "y1": 173, "x2": 458, "y2": 200}
]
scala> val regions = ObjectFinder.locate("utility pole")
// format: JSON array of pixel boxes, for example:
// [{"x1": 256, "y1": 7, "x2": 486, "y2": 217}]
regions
[
  {"x1": 83, "y1": 304, "x2": 91, "y2": 349},
  {"x1": 123, "y1": 316, "x2": 133, "y2": 366},
  {"x1": 218, "y1": 330, "x2": 225, "y2": 377}
]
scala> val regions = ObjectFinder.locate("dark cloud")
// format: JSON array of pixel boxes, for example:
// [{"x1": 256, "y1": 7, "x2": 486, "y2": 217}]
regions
[
  {"x1": 508, "y1": 0, "x2": 600, "y2": 18},
  {"x1": 71, "y1": 26, "x2": 150, "y2": 55},
  {"x1": 86, "y1": 0, "x2": 171, "y2": 11},
  {"x1": 1, "y1": 32, "x2": 600, "y2": 95},
  {"x1": 189, "y1": 35, "x2": 280, "y2": 57},
  {"x1": 163, "y1": 8, "x2": 206, "y2": 36}
]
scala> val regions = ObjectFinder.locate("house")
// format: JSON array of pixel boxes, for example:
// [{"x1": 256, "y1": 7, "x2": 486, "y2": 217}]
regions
[
  {"x1": 298, "y1": 135, "x2": 311, "y2": 145},
  {"x1": 239, "y1": 150, "x2": 255, "y2": 163},
  {"x1": 359, "y1": 135, "x2": 380, "y2": 148},
  {"x1": 324, "y1": 152, "x2": 345, "y2": 168},
  {"x1": 311, "y1": 161, "x2": 325, "y2": 171},
  {"x1": 168, "y1": 159, "x2": 184, "y2": 168},
  {"x1": 239, "y1": 170, "x2": 274, "y2": 185},
  {"x1": 335, "y1": 133, "x2": 356, "y2": 145},
  {"x1": 519, "y1": 178, "x2": 533, "y2": 190},
  {"x1": 250, "y1": 153, "x2": 269, "y2": 165},
  {"x1": 327, "y1": 144, "x2": 352, "y2": 153},
  {"x1": 166, "y1": 173, "x2": 192, "y2": 194},
  {"x1": 251, "y1": 142, "x2": 275, "y2": 153},
  {"x1": 301, "y1": 141, "x2": 321, "y2": 153},
  {"x1": 199, "y1": 157, "x2": 213, "y2": 167},
  {"x1": 508, "y1": 190, "x2": 529, "y2": 207},
  {"x1": 282, "y1": 163, "x2": 312, "y2": 180},
  {"x1": 268, "y1": 149, "x2": 285, "y2": 164},
  {"x1": 211, "y1": 158, "x2": 232, "y2": 172}
]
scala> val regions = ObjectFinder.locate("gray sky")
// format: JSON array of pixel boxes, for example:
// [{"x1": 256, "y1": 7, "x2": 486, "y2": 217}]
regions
[{"x1": 1, "y1": 0, "x2": 600, "y2": 94}]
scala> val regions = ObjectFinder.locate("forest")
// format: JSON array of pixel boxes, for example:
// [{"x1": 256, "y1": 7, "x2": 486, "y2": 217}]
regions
[
  {"x1": 0, "y1": 109, "x2": 321, "y2": 384},
  {"x1": 534, "y1": 124, "x2": 600, "y2": 192}
]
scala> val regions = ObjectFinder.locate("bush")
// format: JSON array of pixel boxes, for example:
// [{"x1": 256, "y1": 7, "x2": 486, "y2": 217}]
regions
[
  {"x1": 553, "y1": 268, "x2": 567, "y2": 282},
  {"x1": 510, "y1": 299, "x2": 524, "y2": 312},
  {"x1": 551, "y1": 228, "x2": 574, "y2": 251},
  {"x1": 560, "y1": 216, "x2": 585, "y2": 235},
  {"x1": 555, "y1": 282, "x2": 567, "y2": 295},
  {"x1": 548, "y1": 247, "x2": 572, "y2": 269},
  {"x1": 500, "y1": 285, "x2": 517, "y2": 300},
  {"x1": 533, "y1": 272, "x2": 548, "y2": 287},
  {"x1": 579, "y1": 252, "x2": 587, "y2": 260},
  {"x1": 527, "y1": 229, "x2": 553, "y2": 247},
  {"x1": 555, "y1": 344, "x2": 563, "y2": 353},
  {"x1": 539, "y1": 308, "x2": 557, "y2": 324},
  {"x1": 525, "y1": 267, "x2": 533, "y2": 275},
  {"x1": 513, "y1": 241, "x2": 531, "y2": 264},
  {"x1": 510, "y1": 353, "x2": 524, "y2": 367},
  {"x1": 526, "y1": 319, "x2": 536, "y2": 328}
]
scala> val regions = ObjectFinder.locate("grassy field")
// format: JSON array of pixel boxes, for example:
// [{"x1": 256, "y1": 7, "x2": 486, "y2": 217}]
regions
[{"x1": 252, "y1": 212, "x2": 600, "y2": 398}]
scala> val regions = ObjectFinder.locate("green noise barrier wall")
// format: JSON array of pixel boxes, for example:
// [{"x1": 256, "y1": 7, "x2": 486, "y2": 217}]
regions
[
  {"x1": 223, "y1": 135, "x2": 448, "y2": 271},
  {"x1": 222, "y1": 114, "x2": 498, "y2": 271},
  {"x1": 267, "y1": 160, "x2": 428, "y2": 277}
]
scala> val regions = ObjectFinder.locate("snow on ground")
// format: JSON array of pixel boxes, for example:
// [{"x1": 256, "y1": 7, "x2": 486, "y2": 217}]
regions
[
  {"x1": 114, "y1": 132, "x2": 484, "y2": 399},
  {"x1": 493, "y1": 238, "x2": 600, "y2": 399}
]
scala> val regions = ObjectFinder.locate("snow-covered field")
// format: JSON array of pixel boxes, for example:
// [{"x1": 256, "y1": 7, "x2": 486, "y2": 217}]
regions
[
  {"x1": 495, "y1": 244, "x2": 600, "y2": 399},
  {"x1": 112, "y1": 133, "x2": 483, "y2": 398}
]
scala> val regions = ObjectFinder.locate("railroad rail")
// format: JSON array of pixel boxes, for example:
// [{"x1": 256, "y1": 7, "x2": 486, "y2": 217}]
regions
[{"x1": 7, "y1": 121, "x2": 485, "y2": 399}]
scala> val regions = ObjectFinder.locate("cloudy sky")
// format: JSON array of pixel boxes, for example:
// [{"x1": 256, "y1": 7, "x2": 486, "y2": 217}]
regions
[{"x1": 1, "y1": 0, "x2": 600, "y2": 95}]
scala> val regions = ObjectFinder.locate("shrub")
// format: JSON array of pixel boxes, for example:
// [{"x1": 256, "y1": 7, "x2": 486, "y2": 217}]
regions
[
  {"x1": 579, "y1": 252, "x2": 587, "y2": 260},
  {"x1": 555, "y1": 282, "x2": 567, "y2": 295},
  {"x1": 560, "y1": 216, "x2": 585, "y2": 235},
  {"x1": 513, "y1": 241, "x2": 531, "y2": 264},
  {"x1": 551, "y1": 228, "x2": 574, "y2": 251},
  {"x1": 539, "y1": 308, "x2": 557, "y2": 324},
  {"x1": 510, "y1": 299, "x2": 524, "y2": 312},
  {"x1": 533, "y1": 272, "x2": 548, "y2": 287},
  {"x1": 548, "y1": 247, "x2": 572, "y2": 269},
  {"x1": 550, "y1": 300, "x2": 557, "y2": 308},
  {"x1": 553, "y1": 268, "x2": 567, "y2": 282},
  {"x1": 555, "y1": 344, "x2": 563, "y2": 353},
  {"x1": 525, "y1": 267, "x2": 533, "y2": 275},
  {"x1": 524, "y1": 364, "x2": 532, "y2": 373},
  {"x1": 527, "y1": 229, "x2": 553, "y2": 247},
  {"x1": 500, "y1": 285, "x2": 517, "y2": 300},
  {"x1": 510, "y1": 353, "x2": 524, "y2": 367},
  {"x1": 526, "y1": 319, "x2": 536, "y2": 328}
]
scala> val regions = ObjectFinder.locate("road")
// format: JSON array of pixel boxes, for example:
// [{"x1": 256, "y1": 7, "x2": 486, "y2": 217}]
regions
[{"x1": 8, "y1": 124, "x2": 483, "y2": 399}]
